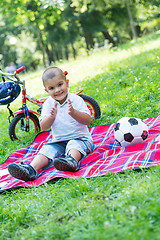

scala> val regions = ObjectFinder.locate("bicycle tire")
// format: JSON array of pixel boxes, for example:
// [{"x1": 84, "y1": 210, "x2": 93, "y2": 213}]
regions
[
  {"x1": 79, "y1": 94, "x2": 101, "y2": 120},
  {"x1": 9, "y1": 112, "x2": 40, "y2": 141}
]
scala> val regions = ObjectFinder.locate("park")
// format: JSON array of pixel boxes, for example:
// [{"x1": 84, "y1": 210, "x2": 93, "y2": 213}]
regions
[{"x1": 0, "y1": 1, "x2": 160, "y2": 239}]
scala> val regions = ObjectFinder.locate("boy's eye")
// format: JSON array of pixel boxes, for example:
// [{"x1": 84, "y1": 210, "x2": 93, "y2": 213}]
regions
[
  {"x1": 58, "y1": 83, "x2": 63, "y2": 87},
  {"x1": 49, "y1": 87, "x2": 54, "y2": 90}
]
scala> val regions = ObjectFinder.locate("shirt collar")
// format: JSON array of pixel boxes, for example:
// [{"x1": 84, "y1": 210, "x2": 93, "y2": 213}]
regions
[{"x1": 56, "y1": 92, "x2": 73, "y2": 107}]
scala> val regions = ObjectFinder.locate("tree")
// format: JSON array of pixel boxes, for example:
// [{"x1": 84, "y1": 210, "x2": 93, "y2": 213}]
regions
[
  {"x1": 0, "y1": 0, "x2": 64, "y2": 66},
  {"x1": 124, "y1": 0, "x2": 137, "y2": 39},
  {"x1": 0, "y1": 14, "x2": 23, "y2": 67},
  {"x1": 0, "y1": 0, "x2": 159, "y2": 69}
]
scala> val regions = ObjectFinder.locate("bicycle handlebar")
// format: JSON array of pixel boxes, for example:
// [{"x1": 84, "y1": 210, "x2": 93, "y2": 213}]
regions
[
  {"x1": 0, "y1": 66, "x2": 25, "y2": 84},
  {"x1": 15, "y1": 66, "x2": 26, "y2": 74}
]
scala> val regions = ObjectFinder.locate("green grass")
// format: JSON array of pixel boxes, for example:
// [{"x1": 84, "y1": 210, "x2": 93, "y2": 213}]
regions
[{"x1": 0, "y1": 31, "x2": 160, "y2": 240}]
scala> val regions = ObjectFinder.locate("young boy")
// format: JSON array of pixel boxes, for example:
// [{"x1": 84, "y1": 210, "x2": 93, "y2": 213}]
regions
[{"x1": 8, "y1": 67, "x2": 93, "y2": 181}]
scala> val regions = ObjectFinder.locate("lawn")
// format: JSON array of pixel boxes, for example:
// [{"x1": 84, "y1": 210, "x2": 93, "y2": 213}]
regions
[{"x1": 0, "y1": 31, "x2": 160, "y2": 240}]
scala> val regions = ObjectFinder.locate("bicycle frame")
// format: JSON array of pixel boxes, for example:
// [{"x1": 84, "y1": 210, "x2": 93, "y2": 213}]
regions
[
  {"x1": 0, "y1": 66, "x2": 41, "y2": 129},
  {"x1": 13, "y1": 83, "x2": 44, "y2": 116},
  {"x1": 13, "y1": 87, "x2": 42, "y2": 131}
]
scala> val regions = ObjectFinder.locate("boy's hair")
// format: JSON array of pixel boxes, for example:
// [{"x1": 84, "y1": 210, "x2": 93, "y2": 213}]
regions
[{"x1": 42, "y1": 67, "x2": 66, "y2": 87}]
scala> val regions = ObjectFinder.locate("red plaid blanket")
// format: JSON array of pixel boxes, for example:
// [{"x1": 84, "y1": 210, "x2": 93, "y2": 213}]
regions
[{"x1": 0, "y1": 115, "x2": 160, "y2": 191}]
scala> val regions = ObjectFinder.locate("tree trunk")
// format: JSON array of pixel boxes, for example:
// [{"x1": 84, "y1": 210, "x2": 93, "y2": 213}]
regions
[
  {"x1": 84, "y1": 32, "x2": 94, "y2": 50},
  {"x1": 55, "y1": 50, "x2": 59, "y2": 61},
  {"x1": 125, "y1": 0, "x2": 137, "y2": 40},
  {"x1": 51, "y1": 44, "x2": 56, "y2": 63},
  {"x1": 46, "y1": 44, "x2": 54, "y2": 65},
  {"x1": 71, "y1": 42, "x2": 76, "y2": 59},
  {"x1": 102, "y1": 31, "x2": 116, "y2": 46},
  {"x1": 35, "y1": 20, "x2": 46, "y2": 67},
  {"x1": 51, "y1": 43, "x2": 60, "y2": 61},
  {"x1": 59, "y1": 48, "x2": 63, "y2": 60},
  {"x1": 64, "y1": 45, "x2": 69, "y2": 60}
]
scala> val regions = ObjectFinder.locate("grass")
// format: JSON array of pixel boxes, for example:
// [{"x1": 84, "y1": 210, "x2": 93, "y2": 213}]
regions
[{"x1": 0, "y1": 31, "x2": 160, "y2": 239}]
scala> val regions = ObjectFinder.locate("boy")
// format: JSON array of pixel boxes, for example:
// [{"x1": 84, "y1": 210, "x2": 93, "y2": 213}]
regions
[{"x1": 8, "y1": 67, "x2": 93, "y2": 181}]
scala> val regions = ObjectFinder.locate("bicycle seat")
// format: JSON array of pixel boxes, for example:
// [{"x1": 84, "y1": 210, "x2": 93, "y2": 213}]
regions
[{"x1": 0, "y1": 82, "x2": 21, "y2": 105}]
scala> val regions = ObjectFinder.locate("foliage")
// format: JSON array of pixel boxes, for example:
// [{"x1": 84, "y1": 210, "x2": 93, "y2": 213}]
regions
[
  {"x1": 0, "y1": 32, "x2": 160, "y2": 239},
  {"x1": 0, "y1": 0, "x2": 159, "y2": 68}
]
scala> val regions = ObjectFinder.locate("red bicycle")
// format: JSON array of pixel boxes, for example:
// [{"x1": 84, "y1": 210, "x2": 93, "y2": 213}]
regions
[{"x1": 0, "y1": 66, "x2": 101, "y2": 141}]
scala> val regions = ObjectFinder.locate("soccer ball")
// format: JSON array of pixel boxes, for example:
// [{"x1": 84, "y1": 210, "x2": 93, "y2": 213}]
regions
[{"x1": 114, "y1": 117, "x2": 149, "y2": 147}]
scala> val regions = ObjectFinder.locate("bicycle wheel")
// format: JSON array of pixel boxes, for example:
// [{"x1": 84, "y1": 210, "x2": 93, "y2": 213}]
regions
[
  {"x1": 79, "y1": 94, "x2": 101, "y2": 120},
  {"x1": 9, "y1": 112, "x2": 40, "y2": 141}
]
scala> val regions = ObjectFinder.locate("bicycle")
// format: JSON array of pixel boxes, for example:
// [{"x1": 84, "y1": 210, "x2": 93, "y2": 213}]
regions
[{"x1": 0, "y1": 66, "x2": 101, "y2": 142}]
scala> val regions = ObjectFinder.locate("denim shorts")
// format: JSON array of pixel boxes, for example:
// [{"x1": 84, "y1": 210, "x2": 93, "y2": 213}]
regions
[{"x1": 38, "y1": 137, "x2": 94, "y2": 160}]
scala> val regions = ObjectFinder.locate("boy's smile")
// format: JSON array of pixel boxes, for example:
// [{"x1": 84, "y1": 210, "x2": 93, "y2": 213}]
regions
[{"x1": 45, "y1": 76, "x2": 69, "y2": 104}]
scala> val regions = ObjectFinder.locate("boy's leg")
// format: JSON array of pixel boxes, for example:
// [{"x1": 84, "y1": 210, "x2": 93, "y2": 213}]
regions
[
  {"x1": 67, "y1": 148, "x2": 82, "y2": 162},
  {"x1": 53, "y1": 138, "x2": 93, "y2": 172},
  {"x1": 8, "y1": 141, "x2": 67, "y2": 181},
  {"x1": 30, "y1": 154, "x2": 50, "y2": 172},
  {"x1": 53, "y1": 152, "x2": 80, "y2": 172},
  {"x1": 8, "y1": 154, "x2": 49, "y2": 182},
  {"x1": 66, "y1": 138, "x2": 93, "y2": 164}
]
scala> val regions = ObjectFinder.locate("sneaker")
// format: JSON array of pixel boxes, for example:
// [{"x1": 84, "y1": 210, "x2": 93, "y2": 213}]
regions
[
  {"x1": 53, "y1": 155, "x2": 80, "y2": 172},
  {"x1": 8, "y1": 162, "x2": 38, "y2": 182}
]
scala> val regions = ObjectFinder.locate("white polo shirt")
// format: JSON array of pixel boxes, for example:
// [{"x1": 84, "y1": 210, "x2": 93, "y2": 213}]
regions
[{"x1": 39, "y1": 92, "x2": 92, "y2": 142}]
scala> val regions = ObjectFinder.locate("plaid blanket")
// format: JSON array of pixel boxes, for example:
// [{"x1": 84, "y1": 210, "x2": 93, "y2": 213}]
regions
[{"x1": 0, "y1": 115, "x2": 160, "y2": 191}]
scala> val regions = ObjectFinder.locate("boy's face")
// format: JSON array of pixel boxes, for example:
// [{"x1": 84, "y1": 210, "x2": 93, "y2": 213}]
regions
[{"x1": 45, "y1": 76, "x2": 69, "y2": 104}]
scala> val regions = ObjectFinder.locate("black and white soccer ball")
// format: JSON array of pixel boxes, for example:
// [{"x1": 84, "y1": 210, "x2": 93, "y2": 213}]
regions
[{"x1": 114, "y1": 117, "x2": 149, "y2": 147}]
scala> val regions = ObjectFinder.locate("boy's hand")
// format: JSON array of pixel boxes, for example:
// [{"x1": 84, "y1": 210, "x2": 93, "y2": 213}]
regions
[
  {"x1": 68, "y1": 99, "x2": 74, "y2": 116},
  {"x1": 40, "y1": 102, "x2": 57, "y2": 131},
  {"x1": 68, "y1": 98, "x2": 91, "y2": 125},
  {"x1": 50, "y1": 102, "x2": 57, "y2": 119}
]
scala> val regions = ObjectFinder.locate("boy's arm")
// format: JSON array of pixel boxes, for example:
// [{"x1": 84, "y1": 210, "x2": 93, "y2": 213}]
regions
[
  {"x1": 40, "y1": 115, "x2": 55, "y2": 131},
  {"x1": 68, "y1": 99, "x2": 91, "y2": 125},
  {"x1": 40, "y1": 102, "x2": 57, "y2": 131}
]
